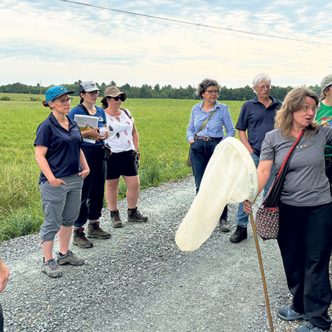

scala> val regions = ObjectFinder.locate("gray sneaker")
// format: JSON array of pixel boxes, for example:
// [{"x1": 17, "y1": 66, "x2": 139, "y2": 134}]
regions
[
  {"x1": 110, "y1": 210, "x2": 123, "y2": 228},
  {"x1": 41, "y1": 258, "x2": 63, "y2": 278},
  {"x1": 128, "y1": 207, "x2": 148, "y2": 222},
  {"x1": 73, "y1": 228, "x2": 93, "y2": 248},
  {"x1": 57, "y1": 250, "x2": 85, "y2": 266},
  {"x1": 87, "y1": 222, "x2": 111, "y2": 239}
]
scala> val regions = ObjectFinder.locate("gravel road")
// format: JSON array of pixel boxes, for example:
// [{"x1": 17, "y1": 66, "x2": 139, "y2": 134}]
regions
[{"x1": 0, "y1": 176, "x2": 331, "y2": 332}]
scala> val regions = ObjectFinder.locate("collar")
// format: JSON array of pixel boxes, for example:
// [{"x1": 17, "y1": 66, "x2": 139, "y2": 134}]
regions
[{"x1": 48, "y1": 112, "x2": 75, "y2": 130}]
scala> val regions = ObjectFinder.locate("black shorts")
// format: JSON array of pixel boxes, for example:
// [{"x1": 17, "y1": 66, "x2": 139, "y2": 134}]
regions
[{"x1": 106, "y1": 150, "x2": 139, "y2": 180}]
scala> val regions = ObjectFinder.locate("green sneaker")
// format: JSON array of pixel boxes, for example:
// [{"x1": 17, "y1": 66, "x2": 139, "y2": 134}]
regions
[
  {"x1": 57, "y1": 250, "x2": 85, "y2": 266},
  {"x1": 87, "y1": 222, "x2": 111, "y2": 239},
  {"x1": 41, "y1": 258, "x2": 63, "y2": 278},
  {"x1": 127, "y1": 207, "x2": 148, "y2": 222}
]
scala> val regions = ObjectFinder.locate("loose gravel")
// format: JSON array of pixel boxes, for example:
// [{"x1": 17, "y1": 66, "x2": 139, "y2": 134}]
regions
[{"x1": 0, "y1": 176, "x2": 331, "y2": 332}]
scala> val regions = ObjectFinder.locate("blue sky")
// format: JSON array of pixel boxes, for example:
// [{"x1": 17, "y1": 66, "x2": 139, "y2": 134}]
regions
[{"x1": 0, "y1": 0, "x2": 331, "y2": 88}]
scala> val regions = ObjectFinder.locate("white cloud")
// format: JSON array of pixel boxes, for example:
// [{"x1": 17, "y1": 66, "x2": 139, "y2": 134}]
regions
[{"x1": 0, "y1": 0, "x2": 331, "y2": 87}]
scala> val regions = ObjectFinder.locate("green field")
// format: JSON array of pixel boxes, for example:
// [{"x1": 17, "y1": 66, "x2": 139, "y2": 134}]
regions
[{"x1": 0, "y1": 93, "x2": 242, "y2": 241}]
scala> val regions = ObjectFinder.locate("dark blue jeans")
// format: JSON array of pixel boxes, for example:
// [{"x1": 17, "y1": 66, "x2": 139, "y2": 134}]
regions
[
  {"x1": 278, "y1": 202, "x2": 332, "y2": 330},
  {"x1": 190, "y1": 138, "x2": 227, "y2": 220},
  {"x1": 74, "y1": 146, "x2": 106, "y2": 228}
]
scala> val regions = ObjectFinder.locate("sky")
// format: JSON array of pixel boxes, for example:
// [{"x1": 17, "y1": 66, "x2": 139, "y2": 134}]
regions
[{"x1": 0, "y1": 0, "x2": 331, "y2": 88}]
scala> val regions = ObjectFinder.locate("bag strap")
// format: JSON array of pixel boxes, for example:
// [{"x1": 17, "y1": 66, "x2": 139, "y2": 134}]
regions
[
  {"x1": 121, "y1": 108, "x2": 132, "y2": 119},
  {"x1": 78, "y1": 104, "x2": 106, "y2": 125},
  {"x1": 195, "y1": 110, "x2": 216, "y2": 136},
  {"x1": 275, "y1": 129, "x2": 304, "y2": 180}
]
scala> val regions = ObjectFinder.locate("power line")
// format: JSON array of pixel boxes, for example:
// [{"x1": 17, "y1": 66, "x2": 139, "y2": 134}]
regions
[{"x1": 58, "y1": 0, "x2": 321, "y2": 44}]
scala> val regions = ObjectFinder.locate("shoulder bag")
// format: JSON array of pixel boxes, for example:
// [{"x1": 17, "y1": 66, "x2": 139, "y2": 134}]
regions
[
  {"x1": 255, "y1": 130, "x2": 304, "y2": 240},
  {"x1": 187, "y1": 110, "x2": 216, "y2": 166}
]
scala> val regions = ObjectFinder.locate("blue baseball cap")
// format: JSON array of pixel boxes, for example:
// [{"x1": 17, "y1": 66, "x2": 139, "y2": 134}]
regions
[{"x1": 44, "y1": 85, "x2": 74, "y2": 106}]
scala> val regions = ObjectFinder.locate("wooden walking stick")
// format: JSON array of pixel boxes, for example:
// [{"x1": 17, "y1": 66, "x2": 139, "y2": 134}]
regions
[{"x1": 249, "y1": 207, "x2": 275, "y2": 332}]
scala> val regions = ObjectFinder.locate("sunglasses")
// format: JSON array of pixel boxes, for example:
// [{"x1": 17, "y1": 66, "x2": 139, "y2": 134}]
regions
[{"x1": 108, "y1": 95, "x2": 126, "y2": 101}]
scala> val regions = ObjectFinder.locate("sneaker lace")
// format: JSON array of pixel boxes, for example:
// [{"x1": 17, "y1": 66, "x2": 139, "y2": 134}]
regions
[{"x1": 48, "y1": 259, "x2": 59, "y2": 270}]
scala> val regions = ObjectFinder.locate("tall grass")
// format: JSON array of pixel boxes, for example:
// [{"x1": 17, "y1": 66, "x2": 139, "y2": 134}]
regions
[{"x1": 0, "y1": 94, "x2": 242, "y2": 241}]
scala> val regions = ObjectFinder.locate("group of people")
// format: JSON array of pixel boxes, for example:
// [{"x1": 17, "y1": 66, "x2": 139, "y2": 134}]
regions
[
  {"x1": 34, "y1": 81, "x2": 148, "y2": 278},
  {"x1": 187, "y1": 74, "x2": 332, "y2": 332},
  {"x1": 1, "y1": 75, "x2": 331, "y2": 332}
]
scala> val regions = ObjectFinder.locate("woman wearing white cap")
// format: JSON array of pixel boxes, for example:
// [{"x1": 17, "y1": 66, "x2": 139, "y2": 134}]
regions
[
  {"x1": 68, "y1": 81, "x2": 111, "y2": 249},
  {"x1": 35, "y1": 85, "x2": 90, "y2": 278},
  {"x1": 101, "y1": 86, "x2": 148, "y2": 227},
  {"x1": 315, "y1": 74, "x2": 332, "y2": 193}
]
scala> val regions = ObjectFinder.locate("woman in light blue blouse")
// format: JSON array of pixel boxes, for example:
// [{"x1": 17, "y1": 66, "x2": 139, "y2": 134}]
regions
[{"x1": 187, "y1": 78, "x2": 235, "y2": 232}]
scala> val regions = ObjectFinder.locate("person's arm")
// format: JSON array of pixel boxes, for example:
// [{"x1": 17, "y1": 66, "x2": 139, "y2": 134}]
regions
[
  {"x1": 132, "y1": 125, "x2": 139, "y2": 151},
  {"x1": 243, "y1": 159, "x2": 273, "y2": 213},
  {"x1": 78, "y1": 149, "x2": 90, "y2": 178},
  {"x1": 0, "y1": 258, "x2": 10, "y2": 293},
  {"x1": 35, "y1": 145, "x2": 65, "y2": 186},
  {"x1": 223, "y1": 107, "x2": 235, "y2": 137},
  {"x1": 238, "y1": 130, "x2": 254, "y2": 154},
  {"x1": 187, "y1": 109, "x2": 196, "y2": 144}
]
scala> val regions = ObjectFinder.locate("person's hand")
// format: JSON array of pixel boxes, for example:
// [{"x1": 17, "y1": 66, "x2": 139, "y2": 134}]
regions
[
  {"x1": 136, "y1": 150, "x2": 141, "y2": 161},
  {"x1": 189, "y1": 139, "x2": 195, "y2": 144},
  {"x1": 98, "y1": 128, "x2": 109, "y2": 140},
  {"x1": 49, "y1": 178, "x2": 65, "y2": 187},
  {"x1": 86, "y1": 128, "x2": 100, "y2": 140},
  {"x1": 79, "y1": 169, "x2": 90, "y2": 179},
  {"x1": 0, "y1": 260, "x2": 10, "y2": 293},
  {"x1": 243, "y1": 200, "x2": 252, "y2": 214}
]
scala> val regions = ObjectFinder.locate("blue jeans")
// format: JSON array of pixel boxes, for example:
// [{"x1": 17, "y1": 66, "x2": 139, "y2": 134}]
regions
[
  {"x1": 236, "y1": 152, "x2": 275, "y2": 228},
  {"x1": 190, "y1": 138, "x2": 227, "y2": 220}
]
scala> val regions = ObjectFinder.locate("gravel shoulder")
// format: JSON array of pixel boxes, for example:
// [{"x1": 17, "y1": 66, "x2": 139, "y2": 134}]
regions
[{"x1": 0, "y1": 176, "x2": 331, "y2": 332}]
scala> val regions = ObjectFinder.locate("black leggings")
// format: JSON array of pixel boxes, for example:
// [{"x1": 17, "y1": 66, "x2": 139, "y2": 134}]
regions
[{"x1": 278, "y1": 202, "x2": 332, "y2": 330}]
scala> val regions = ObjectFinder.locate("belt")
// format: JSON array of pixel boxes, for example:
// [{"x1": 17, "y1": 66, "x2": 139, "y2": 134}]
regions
[{"x1": 195, "y1": 135, "x2": 222, "y2": 142}]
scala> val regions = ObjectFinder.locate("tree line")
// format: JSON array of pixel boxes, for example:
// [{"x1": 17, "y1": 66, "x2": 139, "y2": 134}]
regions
[{"x1": 0, "y1": 81, "x2": 321, "y2": 101}]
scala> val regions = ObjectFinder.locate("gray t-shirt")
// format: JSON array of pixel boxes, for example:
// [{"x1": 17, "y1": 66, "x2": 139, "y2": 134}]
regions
[{"x1": 261, "y1": 126, "x2": 332, "y2": 206}]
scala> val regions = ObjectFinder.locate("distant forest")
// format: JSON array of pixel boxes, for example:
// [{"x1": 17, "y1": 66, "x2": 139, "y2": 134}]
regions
[{"x1": 0, "y1": 81, "x2": 321, "y2": 101}]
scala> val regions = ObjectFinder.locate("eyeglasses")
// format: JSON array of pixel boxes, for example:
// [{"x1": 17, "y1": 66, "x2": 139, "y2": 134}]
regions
[
  {"x1": 257, "y1": 85, "x2": 271, "y2": 89},
  {"x1": 301, "y1": 104, "x2": 318, "y2": 113},
  {"x1": 55, "y1": 97, "x2": 72, "y2": 105},
  {"x1": 205, "y1": 89, "x2": 219, "y2": 94}
]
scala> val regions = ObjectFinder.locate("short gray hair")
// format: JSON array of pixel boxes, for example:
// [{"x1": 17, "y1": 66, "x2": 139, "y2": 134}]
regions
[
  {"x1": 252, "y1": 73, "x2": 271, "y2": 88},
  {"x1": 196, "y1": 79, "x2": 220, "y2": 98}
]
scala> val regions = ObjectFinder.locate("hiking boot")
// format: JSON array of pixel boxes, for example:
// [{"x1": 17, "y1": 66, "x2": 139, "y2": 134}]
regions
[
  {"x1": 57, "y1": 250, "x2": 85, "y2": 266},
  {"x1": 87, "y1": 222, "x2": 111, "y2": 239},
  {"x1": 73, "y1": 227, "x2": 93, "y2": 248},
  {"x1": 110, "y1": 210, "x2": 123, "y2": 228},
  {"x1": 230, "y1": 226, "x2": 247, "y2": 243},
  {"x1": 295, "y1": 321, "x2": 329, "y2": 332},
  {"x1": 41, "y1": 258, "x2": 63, "y2": 278},
  {"x1": 127, "y1": 207, "x2": 148, "y2": 222},
  {"x1": 219, "y1": 219, "x2": 230, "y2": 233},
  {"x1": 278, "y1": 305, "x2": 307, "y2": 321}
]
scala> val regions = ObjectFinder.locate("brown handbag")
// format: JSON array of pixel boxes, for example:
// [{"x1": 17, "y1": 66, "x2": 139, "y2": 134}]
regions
[{"x1": 255, "y1": 130, "x2": 304, "y2": 240}]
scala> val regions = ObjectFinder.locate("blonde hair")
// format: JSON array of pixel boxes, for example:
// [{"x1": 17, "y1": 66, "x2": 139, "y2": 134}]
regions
[{"x1": 275, "y1": 87, "x2": 319, "y2": 138}]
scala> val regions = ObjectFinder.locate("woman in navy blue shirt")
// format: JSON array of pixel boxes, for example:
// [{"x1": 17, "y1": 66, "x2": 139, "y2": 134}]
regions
[
  {"x1": 187, "y1": 79, "x2": 235, "y2": 232},
  {"x1": 68, "y1": 81, "x2": 111, "y2": 249},
  {"x1": 35, "y1": 86, "x2": 90, "y2": 278}
]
